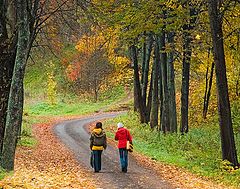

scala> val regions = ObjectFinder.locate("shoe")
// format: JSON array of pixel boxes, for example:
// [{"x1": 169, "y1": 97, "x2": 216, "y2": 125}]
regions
[
  {"x1": 94, "y1": 170, "x2": 99, "y2": 173},
  {"x1": 122, "y1": 168, "x2": 127, "y2": 173}
]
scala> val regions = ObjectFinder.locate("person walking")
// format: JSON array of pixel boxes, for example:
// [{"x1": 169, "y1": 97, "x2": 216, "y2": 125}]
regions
[
  {"x1": 90, "y1": 122, "x2": 107, "y2": 172},
  {"x1": 115, "y1": 122, "x2": 132, "y2": 173}
]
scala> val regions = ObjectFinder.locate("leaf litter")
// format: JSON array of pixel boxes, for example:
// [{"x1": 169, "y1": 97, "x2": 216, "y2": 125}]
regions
[{"x1": 0, "y1": 114, "x2": 237, "y2": 189}]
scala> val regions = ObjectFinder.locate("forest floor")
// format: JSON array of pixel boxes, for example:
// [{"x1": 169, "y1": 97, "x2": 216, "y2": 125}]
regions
[{"x1": 0, "y1": 113, "x2": 235, "y2": 189}]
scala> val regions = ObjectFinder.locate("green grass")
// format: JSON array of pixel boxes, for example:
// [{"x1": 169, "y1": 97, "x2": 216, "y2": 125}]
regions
[
  {"x1": 0, "y1": 168, "x2": 7, "y2": 180},
  {"x1": 104, "y1": 108, "x2": 240, "y2": 188},
  {"x1": 25, "y1": 102, "x2": 102, "y2": 116},
  {"x1": 17, "y1": 116, "x2": 39, "y2": 148}
]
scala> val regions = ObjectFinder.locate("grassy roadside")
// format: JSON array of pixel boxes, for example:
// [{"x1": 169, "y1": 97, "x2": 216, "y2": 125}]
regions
[{"x1": 104, "y1": 107, "x2": 240, "y2": 188}]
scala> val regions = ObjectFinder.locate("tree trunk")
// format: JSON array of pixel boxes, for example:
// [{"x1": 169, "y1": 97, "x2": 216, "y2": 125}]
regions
[
  {"x1": 130, "y1": 45, "x2": 146, "y2": 123},
  {"x1": 208, "y1": 0, "x2": 238, "y2": 166},
  {"x1": 167, "y1": 32, "x2": 177, "y2": 132},
  {"x1": 203, "y1": 62, "x2": 214, "y2": 119},
  {"x1": 159, "y1": 33, "x2": 170, "y2": 132},
  {"x1": 141, "y1": 32, "x2": 146, "y2": 86},
  {"x1": 0, "y1": 54, "x2": 16, "y2": 155},
  {"x1": 180, "y1": 5, "x2": 197, "y2": 134},
  {"x1": 180, "y1": 29, "x2": 191, "y2": 134},
  {"x1": 0, "y1": 1, "x2": 17, "y2": 155},
  {"x1": 158, "y1": 56, "x2": 163, "y2": 132},
  {"x1": 1, "y1": 0, "x2": 29, "y2": 171},
  {"x1": 146, "y1": 71, "x2": 153, "y2": 123},
  {"x1": 150, "y1": 42, "x2": 159, "y2": 128},
  {"x1": 142, "y1": 34, "x2": 153, "y2": 109}
]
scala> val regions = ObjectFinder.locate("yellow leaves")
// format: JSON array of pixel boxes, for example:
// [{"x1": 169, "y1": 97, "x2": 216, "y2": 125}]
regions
[
  {"x1": 75, "y1": 32, "x2": 105, "y2": 56},
  {"x1": 165, "y1": 0, "x2": 178, "y2": 9},
  {"x1": 46, "y1": 61, "x2": 57, "y2": 105},
  {"x1": 74, "y1": 26, "x2": 132, "y2": 89},
  {"x1": 195, "y1": 34, "x2": 201, "y2": 40},
  {"x1": 0, "y1": 117, "x2": 96, "y2": 189}
]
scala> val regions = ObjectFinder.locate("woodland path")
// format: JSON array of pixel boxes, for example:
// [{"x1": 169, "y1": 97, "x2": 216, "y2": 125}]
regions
[{"x1": 54, "y1": 112, "x2": 174, "y2": 189}]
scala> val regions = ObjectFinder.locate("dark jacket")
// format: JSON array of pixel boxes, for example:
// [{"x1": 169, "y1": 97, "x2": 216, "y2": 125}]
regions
[{"x1": 90, "y1": 128, "x2": 107, "y2": 150}]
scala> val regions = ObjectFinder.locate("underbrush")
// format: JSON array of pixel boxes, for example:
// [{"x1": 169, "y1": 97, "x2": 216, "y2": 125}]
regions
[
  {"x1": 0, "y1": 168, "x2": 7, "y2": 180},
  {"x1": 18, "y1": 116, "x2": 39, "y2": 147},
  {"x1": 105, "y1": 106, "x2": 240, "y2": 188}
]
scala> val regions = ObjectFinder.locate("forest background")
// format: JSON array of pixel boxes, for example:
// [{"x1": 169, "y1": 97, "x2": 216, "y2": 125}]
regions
[{"x1": 0, "y1": 0, "x2": 240, "y2": 188}]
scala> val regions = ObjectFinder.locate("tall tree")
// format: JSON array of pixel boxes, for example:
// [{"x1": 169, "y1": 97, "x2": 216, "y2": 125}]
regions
[
  {"x1": 0, "y1": 0, "x2": 17, "y2": 156},
  {"x1": 150, "y1": 41, "x2": 159, "y2": 128},
  {"x1": 130, "y1": 44, "x2": 146, "y2": 123},
  {"x1": 208, "y1": 0, "x2": 238, "y2": 166},
  {"x1": 167, "y1": 32, "x2": 177, "y2": 132},
  {"x1": 1, "y1": 0, "x2": 29, "y2": 170},
  {"x1": 180, "y1": 4, "x2": 198, "y2": 134},
  {"x1": 159, "y1": 31, "x2": 170, "y2": 132},
  {"x1": 141, "y1": 33, "x2": 153, "y2": 115},
  {"x1": 0, "y1": 0, "x2": 71, "y2": 170}
]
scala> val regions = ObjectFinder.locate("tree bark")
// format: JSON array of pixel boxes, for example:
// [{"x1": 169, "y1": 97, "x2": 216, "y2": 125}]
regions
[
  {"x1": 159, "y1": 32, "x2": 170, "y2": 132},
  {"x1": 180, "y1": 6, "x2": 197, "y2": 134},
  {"x1": 146, "y1": 71, "x2": 153, "y2": 123},
  {"x1": 0, "y1": 0, "x2": 17, "y2": 156},
  {"x1": 150, "y1": 42, "x2": 159, "y2": 128},
  {"x1": 180, "y1": 29, "x2": 191, "y2": 134},
  {"x1": 167, "y1": 32, "x2": 177, "y2": 132},
  {"x1": 130, "y1": 45, "x2": 146, "y2": 123},
  {"x1": 142, "y1": 33, "x2": 153, "y2": 110},
  {"x1": 203, "y1": 62, "x2": 214, "y2": 119},
  {"x1": 0, "y1": 53, "x2": 16, "y2": 155},
  {"x1": 1, "y1": 0, "x2": 29, "y2": 170},
  {"x1": 208, "y1": 0, "x2": 238, "y2": 166}
]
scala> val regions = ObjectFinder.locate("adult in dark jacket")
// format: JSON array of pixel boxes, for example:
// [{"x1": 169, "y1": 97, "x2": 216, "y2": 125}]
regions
[
  {"x1": 90, "y1": 122, "x2": 107, "y2": 172},
  {"x1": 115, "y1": 122, "x2": 132, "y2": 173}
]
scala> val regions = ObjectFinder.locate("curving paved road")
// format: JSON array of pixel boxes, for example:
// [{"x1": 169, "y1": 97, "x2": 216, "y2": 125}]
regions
[{"x1": 54, "y1": 113, "x2": 174, "y2": 189}]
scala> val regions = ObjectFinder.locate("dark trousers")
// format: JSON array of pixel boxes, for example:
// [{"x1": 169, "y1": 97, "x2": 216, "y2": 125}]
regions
[
  {"x1": 119, "y1": 148, "x2": 128, "y2": 172},
  {"x1": 92, "y1": 150, "x2": 102, "y2": 172}
]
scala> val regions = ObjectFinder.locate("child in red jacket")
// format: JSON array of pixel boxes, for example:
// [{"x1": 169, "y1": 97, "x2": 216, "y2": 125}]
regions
[{"x1": 115, "y1": 122, "x2": 132, "y2": 173}]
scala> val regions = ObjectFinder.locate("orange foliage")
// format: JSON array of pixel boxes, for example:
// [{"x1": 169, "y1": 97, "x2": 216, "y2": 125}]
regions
[{"x1": 65, "y1": 60, "x2": 83, "y2": 82}]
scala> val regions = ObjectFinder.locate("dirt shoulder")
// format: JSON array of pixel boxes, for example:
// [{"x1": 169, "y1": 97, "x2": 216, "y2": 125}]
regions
[{"x1": 0, "y1": 115, "x2": 96, "y2": 189}]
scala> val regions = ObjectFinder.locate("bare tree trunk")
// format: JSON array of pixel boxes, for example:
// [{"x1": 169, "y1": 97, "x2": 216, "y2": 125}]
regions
[
  {"x1": 208, "y1": 0, "x2": 238, "y2": 166},
  {"x1": 1, "y1": 0, "x2": 29, "y2": 170},
  {"x1": 203, "y1": 62, "x2": 214, "y2": 119},
  {"x1": 150, "y1": 42, "x2": 159, "y2": 128},
  {"x1": 146, "y1": 71, "x2": 153, "y2": 123},
  {"x1": 130, "y1": 45, "x2": 146, "y2": 123},
  {"x1": 180, "y1": 5, "x2": 197, "y2": 134},
  {"x1": 0, "y1": 0, "x2": 17, "y2": 156},
  {"x1": 167, "y1": 32, "x2": 177, "y2": 132},
  {"x1": 0, "y1": 55, "x2": 16, "y2": 156},
  {"x1": 142, "y1": 33, "x2": 153, "y2": 109},
  {"x1": 159, "y1": 32, "x2": 170, "y2": 132}
]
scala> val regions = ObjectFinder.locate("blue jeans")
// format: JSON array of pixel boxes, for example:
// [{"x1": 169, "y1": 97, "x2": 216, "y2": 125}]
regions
[
  {"x1": 119, "y1": 148, "x2": 128, "y2": 172},
  {"x1": 92, "y1": 150, "x2": 102, "y2": 172}
]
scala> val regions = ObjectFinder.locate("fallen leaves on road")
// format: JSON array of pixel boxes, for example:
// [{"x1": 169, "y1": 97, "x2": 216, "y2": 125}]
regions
[
  {"x1": 0, "y1": 114, "x2": 236, "y2": 189},
  {"x1": 0, "y1": 116, "x2": 96, "y2": 189}
]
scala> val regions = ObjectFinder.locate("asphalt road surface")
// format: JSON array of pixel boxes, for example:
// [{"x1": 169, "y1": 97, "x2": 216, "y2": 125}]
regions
[{"x1": 54, "y1": 113, "x2": 174, "y2": 189}]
